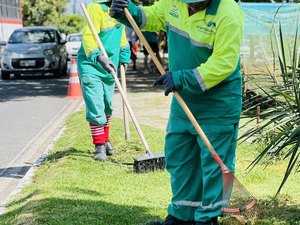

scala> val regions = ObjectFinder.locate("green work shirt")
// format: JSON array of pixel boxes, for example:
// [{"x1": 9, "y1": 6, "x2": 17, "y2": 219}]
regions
[{"x1": 121, "y1": 0, "x2": 244, "y2": 124}]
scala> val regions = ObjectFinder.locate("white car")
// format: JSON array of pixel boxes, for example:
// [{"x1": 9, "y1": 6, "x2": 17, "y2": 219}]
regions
[{"x1": 66, "y1": 33, "x2": 82, "y2": 61}]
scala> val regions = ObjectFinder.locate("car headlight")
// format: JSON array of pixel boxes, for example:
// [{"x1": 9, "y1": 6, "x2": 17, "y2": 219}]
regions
[{"x1": 44, "y1": 49, "x2": 54, "y2": 56}]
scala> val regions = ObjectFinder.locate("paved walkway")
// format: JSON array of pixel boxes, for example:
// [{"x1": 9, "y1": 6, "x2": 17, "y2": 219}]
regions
[
  {"x1": 110, "y1": 52, "x2": 252, "y2": 140},
  {"x1": 112, "y1": 52, "x2": 171, "y2": 130}
]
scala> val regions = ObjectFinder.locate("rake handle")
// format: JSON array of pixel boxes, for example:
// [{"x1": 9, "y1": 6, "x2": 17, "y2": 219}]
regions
[
  {"x1": 124, "y1": 8, "x2": 219, "y2": 158},
  {"x1": 80, "y1": 3, "x2": 152, "y2": 156}
]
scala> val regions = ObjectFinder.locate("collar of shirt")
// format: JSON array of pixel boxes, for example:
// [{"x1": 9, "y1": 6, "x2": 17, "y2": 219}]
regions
[{"x1": 206, "y1": 0, "x2": 221, "y2": 15}]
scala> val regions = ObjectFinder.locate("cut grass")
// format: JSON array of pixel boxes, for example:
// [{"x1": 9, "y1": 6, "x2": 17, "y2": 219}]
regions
[{"x1": 0, "y1": 110, "x2": 299, "y2": 225}]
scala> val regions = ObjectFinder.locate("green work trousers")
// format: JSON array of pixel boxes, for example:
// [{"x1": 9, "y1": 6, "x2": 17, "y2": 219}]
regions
[
  {"x1": 80, "y1": 72, "x2": 115, "y2": 125},
  {"x1": 165, "y1": 115, "x2": 239, "y2": 222}
]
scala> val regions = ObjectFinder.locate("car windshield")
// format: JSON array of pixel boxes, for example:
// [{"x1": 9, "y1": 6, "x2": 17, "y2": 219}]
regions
[
  {"x1": 67, "y1": 34, "x2": 82, "y2": 42},
  {"x1": 8, "y1": 30, "x2": 56, "y2": 44}
]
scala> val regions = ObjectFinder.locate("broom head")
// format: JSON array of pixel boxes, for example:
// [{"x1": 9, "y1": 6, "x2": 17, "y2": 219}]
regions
[{"x1": 133, "y1": 153, "x2": 165, "y2": 173}]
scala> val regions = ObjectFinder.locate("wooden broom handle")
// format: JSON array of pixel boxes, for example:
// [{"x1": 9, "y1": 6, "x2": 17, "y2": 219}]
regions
[
  {"x1": 80, "y1": 3, "x2": 152, "y2": 155},
  {"x1": 124, "y1": 8, "x2": 218, "y2": 156},
  {"x1": 124, "y1": 8, "x2": 165, "y2": 75},
  {"x1": 120, "y1": 64, "x2": 130, "y2": 140}
]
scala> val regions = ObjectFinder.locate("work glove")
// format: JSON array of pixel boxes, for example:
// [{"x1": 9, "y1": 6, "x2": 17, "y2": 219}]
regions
[
  {"x1": 153, "y1": 71, "x2": 175, "y2": 96},
  {"x1": 97, "y1": 54, "x2": 116, "y2": 74},
  {"x1": 109, "y1": 0, "x2": 128, "y2": 19},
  {"x1": 120, "y1": 63, "x2": 128, "y2": 71}
]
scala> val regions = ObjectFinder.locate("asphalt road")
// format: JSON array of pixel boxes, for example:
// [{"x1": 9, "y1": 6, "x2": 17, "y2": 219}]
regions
[{"x1": 0, "y1": 71, "x2": 83, "y2": 210}]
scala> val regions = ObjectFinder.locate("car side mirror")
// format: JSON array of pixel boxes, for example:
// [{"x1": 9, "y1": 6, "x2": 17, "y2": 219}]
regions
[
  {"x1": 0, "y1": 41, "x2": 6, "y2": 46},
  {"x1": 60, "y1": 39, "x2": 67, "y2": 45}
]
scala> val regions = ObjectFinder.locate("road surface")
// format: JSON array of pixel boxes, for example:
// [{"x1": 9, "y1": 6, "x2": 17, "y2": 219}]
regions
[{"x1": 0, "y1": 74, "x2": 83, "y2": 211}]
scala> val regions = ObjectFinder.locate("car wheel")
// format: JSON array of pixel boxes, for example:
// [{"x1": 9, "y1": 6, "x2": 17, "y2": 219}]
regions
[
  {"x1": 54, "y1": 58, "x2": 67, "y2": 78},
  {"x1": 61, "y1": 60, "x2": 68, "y2": 77},
  {"x1": 1, "y1": 71, "x2": 10, "y2": 80},
  {"x1": 54, "y1": 68, "x2": 61, "y2": 78}
]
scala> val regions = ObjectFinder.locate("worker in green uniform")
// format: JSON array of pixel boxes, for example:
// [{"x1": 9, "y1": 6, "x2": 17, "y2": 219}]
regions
[
  {"x1": 109, "y1": 0, "x2": 244, "y2": 224},
  {"x1": 77, "y1": 0, "x2": 130, "y2": 161}
]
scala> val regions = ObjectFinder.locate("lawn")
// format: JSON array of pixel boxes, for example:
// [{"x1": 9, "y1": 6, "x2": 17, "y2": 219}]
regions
[{"x1": 0, "y1": 110, "x2": 299, "y2": 225}]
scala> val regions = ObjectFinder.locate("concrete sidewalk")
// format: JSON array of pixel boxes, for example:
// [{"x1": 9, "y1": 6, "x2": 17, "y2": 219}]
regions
[{"x1": 111, "y1": 51, "x2": 171, "y2": 130}]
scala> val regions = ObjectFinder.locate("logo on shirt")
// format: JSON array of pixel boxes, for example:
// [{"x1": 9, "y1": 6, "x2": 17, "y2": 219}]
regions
[
  {"x1": 207, "y1": 21, "x2": 216, "y2": 28},
  {"x1": 196, "y1": 21, "x2": 216, "y2": 35},
  {"x1": 169, "y1": 5, "x2": 179, "y2": 19}
]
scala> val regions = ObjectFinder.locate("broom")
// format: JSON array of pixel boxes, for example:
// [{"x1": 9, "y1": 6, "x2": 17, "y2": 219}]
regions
[
  {"x1": 123, "y1": 8, "x2": 263, "y2": 221},
  {"x1": 80, "y1": 3, "x2": 165, "y2": 173},
  {"x1": 119, "y1": 64, "x2": 130, "y2": 141}
]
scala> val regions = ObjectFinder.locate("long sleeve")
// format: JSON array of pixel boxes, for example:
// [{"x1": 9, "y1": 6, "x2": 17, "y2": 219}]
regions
[
  {"x1": 81, "y1": 3, "x2": 103, "y2": 63},
  {"x1": 119, "y1": 26, "x2": 131, "y2": 64}
]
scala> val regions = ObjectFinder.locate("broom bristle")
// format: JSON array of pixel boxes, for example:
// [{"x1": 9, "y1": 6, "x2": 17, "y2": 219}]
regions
[
  {"x1": 133, "y1": 153, "x2": 165, "y2": 173},
  {"x1": 222, "y1": 171, "x2": 264, "y2": 223}
]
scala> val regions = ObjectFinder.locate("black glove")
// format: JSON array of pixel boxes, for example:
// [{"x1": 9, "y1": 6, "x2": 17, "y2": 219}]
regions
[
  {"x1": 109, "y1": 0, "x2": 128, "y2": 19},
  {"x1": 153, "y1": 71, "x2": 175, "y2": 96},
  {"x1": 97, "y1": 54, "x2": 116, "y2": 74}
]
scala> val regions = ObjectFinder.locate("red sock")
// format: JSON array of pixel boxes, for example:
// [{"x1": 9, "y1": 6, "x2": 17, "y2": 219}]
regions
[
  {"x1": 89, "y1": 122, "x2": 105, "y2": 145},
  {"x1": 104, "y1": 117, "x2": 110, "y2": 142}
]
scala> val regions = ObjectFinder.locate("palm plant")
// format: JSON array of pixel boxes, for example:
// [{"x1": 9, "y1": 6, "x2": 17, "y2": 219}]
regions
[{"x1": 239, "y1": 18, "x2": 300, "y2": 196}]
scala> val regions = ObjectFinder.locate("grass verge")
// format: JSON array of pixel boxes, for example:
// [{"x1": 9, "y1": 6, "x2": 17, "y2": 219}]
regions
[{"x1": 0, "y1": 110, "x2": 299, "y2": 225}]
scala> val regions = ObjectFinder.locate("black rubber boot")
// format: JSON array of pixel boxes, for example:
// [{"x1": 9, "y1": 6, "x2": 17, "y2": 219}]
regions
[
  {"x1": 150, "y1": 214, "x2": 194, "y2": 225},
  {"x1": 195, "y1": 217, "x2": 218, "y2": 225},
  {"x1": 94, "y1": 144, "x2": 107, "y2": 161},
  {"x1": 105, "y1": 141, "x2": 115, "y2": 155}
]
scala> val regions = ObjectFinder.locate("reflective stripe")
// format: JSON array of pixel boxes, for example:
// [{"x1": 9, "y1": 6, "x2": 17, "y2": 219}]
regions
[
  {"x1": 166, "y1": 22, "x2": 212, "y2": 50},
  {"x1": 190, "y1": 39, "x2": 212, "y2": 49},
  {"x1": 90, "y1": 126, "x2": 104, "y2": 135},
  {"x1": 121, "y1": 43, "x2": 130, "y2": 50},
  {"x1": 166, "y1": 22, "x2": 188, "y2": 38},
  {"x1": 140, "y1": 7, "x2": 147, "y2": 29},
  {"x1": 174, "y1": 200, "x2": 201, "y2": 207},
  {"x1": 69, "y1": 77, "x2": 80, "y2": 83},
  {"x1": 100, "y1": 24, "x2": 121, "y2": 32},
  {"x1": 193, "y1": 69, "x2": 207, "y2": 92},
  {"x1": 173, "y1": 200, "x2": 226, "y2": 209}
]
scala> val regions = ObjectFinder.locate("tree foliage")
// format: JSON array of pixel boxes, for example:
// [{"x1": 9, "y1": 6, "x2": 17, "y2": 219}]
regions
[
  {"x1": 58, "y1": 14, "x2": 84, "y2": 35},
  {"x1": 22, "y1": 0, "x2": 68, "y2": 27}
]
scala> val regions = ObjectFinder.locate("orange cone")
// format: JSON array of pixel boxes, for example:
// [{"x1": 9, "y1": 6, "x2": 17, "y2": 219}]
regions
[{"x1": 67, "y1": 58, "x2": 82, "y2": 98}]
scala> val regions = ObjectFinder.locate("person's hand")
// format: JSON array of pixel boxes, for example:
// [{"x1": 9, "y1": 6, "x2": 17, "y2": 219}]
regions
[
  {"x1": 97, "y1": 54, "x2": 116, "y2": 74},
  {"x1": 109, "y1": 0, "x2": 128, "y2": 19},
  {"x1": 120, "y1": 63, "x2": 128, "y2": 71},
  {"x1": 153, "y1": 71, "x2": 175, "y2": 96}
]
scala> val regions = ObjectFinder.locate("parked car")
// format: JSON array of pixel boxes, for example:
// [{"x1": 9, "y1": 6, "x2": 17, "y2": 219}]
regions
[
  {"x1": 66, "y1": 33, "x2": 82, "y2": 61},
  {"x1": 1, "y1": 26, "x2": 68, "y2": 80},
  {"x1": 0, "y1": 41, "x2": 6, "y2": 67}
]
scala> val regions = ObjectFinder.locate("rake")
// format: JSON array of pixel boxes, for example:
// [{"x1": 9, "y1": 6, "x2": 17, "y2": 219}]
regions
[
  {"x1": 80, "y1": 3, "x2": 165, "y2": 173},
  {"x1": 123, "y1": 8, "x2": 263, "y2": 221}
]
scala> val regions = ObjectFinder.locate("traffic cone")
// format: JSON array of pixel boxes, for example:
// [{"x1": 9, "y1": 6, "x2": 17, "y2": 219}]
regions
[{"x1": 67, "y1": 58, "x2": 82, "y2": 98}]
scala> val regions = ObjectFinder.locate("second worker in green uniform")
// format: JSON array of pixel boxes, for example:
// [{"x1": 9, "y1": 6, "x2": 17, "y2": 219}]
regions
[
  {"x1": 109, "y1": 0, "x2": 244, "y2": 224},
  {"x1": 77, "y1": 0, "x2": 130, "y2": 161}
]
